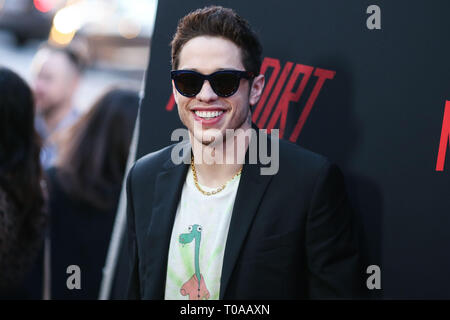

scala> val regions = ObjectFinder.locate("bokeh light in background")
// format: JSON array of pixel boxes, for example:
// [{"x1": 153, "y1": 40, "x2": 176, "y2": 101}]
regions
[
  {"x1": 50, "y1": 3, "x2": 80, "y2": 45},
  {"x1": 33, "y1": 0, "x2": 56, "y2": 12},
  {"x1": 49, "y1": 0, "x2": 157, "y2": 46},
  {"x1": 52, "y1": 4, "x2": 81, "y2": 34},
  {"x1": 0, "y1": 0, "x2": 158, "y2": 113},
  {"x1": 118, "y1": 16, "x2": 141, "y2": 39}
]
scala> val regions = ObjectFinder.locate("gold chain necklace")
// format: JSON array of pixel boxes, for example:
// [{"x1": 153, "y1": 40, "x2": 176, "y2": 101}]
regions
[{"x1": 191, "y1": 155, "x2": 242, "y2": 196}]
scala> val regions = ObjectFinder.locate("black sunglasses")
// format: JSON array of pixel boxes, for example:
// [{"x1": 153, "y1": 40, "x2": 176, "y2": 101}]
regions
[{"x1": 171, "y1": 69, "x2": 255, "y2": 98}]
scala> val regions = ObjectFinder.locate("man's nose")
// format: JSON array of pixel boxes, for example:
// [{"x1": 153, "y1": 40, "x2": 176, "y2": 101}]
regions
[{"x1": 196, "y1": 80, "x2": 218, "y2": 102}]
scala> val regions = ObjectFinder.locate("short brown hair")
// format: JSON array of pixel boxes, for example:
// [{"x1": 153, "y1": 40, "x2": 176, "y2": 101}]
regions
[{"x1": 170, "y1": 6, "x2": 262, "y2": 75}]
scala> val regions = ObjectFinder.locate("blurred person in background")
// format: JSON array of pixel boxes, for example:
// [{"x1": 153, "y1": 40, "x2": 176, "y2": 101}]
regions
[
  {"x1": 31, "y1": 44, "x2": 84, "y2": 169},
  {"x1": 46, "y1": 87, "x2": 139, "y2": 299},
  {"x1": 0, "y1": 67, "x2": 48, "y2": 297}
]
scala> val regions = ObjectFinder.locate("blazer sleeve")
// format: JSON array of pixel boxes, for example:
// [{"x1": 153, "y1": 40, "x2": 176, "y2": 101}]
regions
[
  {"x1": 126, "y1": 164, "x2": 141, "y2": 299},
  {"x1": 305, "y1": 161, "x2": 364, "y2": 299}
]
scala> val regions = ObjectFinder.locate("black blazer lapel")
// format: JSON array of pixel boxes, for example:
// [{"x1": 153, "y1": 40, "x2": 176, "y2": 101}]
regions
[
  {"x1": 220, "y1": 127, "x2": 274, "y2": 299},
  {"x1": 144, "y1": 143, "x2": 190, "y2": 299}
]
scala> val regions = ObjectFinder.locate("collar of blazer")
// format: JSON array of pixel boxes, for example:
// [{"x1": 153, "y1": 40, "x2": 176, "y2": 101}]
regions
[{"x1": 144, "y1": 123, "x2": 274, "y2": 299}]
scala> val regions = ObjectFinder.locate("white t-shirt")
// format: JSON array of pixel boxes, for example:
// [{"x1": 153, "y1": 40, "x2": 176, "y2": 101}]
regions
[{"x1": 164, "y1": 167, "x2": 241, "y2": 300}]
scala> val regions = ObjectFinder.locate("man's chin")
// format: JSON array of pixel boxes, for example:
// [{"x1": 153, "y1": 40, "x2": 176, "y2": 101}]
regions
[
  {"x1": 191, "y1": 132, "x2": 224, "y2": 147},
  {"x1": 198, "y1": 136, "x2": 218, "y2": 146}
]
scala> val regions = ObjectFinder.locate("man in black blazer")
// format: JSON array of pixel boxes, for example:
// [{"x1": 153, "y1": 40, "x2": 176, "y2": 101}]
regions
[{"x1": 126, "y1": 5, "x2": 362, "y2": 299}]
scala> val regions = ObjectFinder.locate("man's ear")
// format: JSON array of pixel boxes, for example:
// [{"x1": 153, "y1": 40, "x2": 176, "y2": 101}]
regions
[
  {"x1": 249, "y1": 74, "x2": 265, "y2": 106},
  {"x1": 171, "y1": 80, "x2": 179, "y2": 105}
]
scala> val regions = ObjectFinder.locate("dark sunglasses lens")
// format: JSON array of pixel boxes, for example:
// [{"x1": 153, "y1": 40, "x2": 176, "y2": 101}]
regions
[
  {"x1": 175, "y1": 73, "x2": 203, "y2": 96},
  {"x1": 211, "y1": 73, "x2": 240, "y2": 97}
]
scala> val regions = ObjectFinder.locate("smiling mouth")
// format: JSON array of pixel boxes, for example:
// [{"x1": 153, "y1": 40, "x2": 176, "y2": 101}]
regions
[{"x1": 193, "y1": 110, "x2": 224, "y2": 119}]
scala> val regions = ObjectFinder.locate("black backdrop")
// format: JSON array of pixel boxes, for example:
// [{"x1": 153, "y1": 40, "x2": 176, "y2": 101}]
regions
[{"x1": 134, "y1": 0, "x2": 450, "y2": 299}]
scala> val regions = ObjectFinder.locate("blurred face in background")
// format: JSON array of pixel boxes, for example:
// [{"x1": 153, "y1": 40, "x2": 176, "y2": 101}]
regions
[{"x1": 31, "y1": 48, "x2": 80, "y2": 117}]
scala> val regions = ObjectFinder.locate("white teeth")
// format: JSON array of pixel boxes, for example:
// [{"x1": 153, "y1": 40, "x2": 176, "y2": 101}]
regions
[{"x1": 194, "y1": 110, "x2": 223, "y2": 118}]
